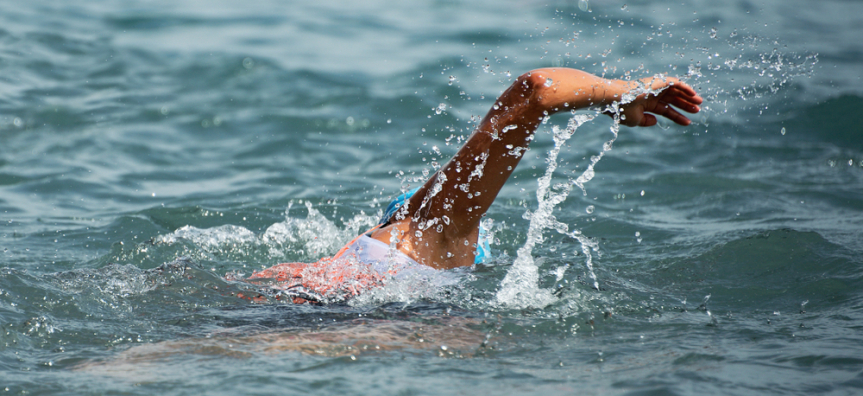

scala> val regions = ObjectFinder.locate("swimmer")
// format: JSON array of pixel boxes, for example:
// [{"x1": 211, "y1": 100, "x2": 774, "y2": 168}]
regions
[{"x1": 249, "y1": 68, "x2": 703, "y2": 303}]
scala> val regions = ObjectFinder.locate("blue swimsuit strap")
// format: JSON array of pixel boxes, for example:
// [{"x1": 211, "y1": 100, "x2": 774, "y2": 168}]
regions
[
  {"x1": 379, "y1": 187, "x2": 491, "y2": 264},
  {"x1": 379, "y1": 187, "x2": 420, "y2": 226}
]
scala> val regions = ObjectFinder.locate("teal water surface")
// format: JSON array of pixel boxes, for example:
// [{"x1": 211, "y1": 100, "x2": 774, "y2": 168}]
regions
[{"x1": 2, "y1": 0, "x2": 863, "y2": 394}]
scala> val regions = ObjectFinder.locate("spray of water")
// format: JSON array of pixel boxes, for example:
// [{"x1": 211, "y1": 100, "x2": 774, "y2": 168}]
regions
[
  {"x1": 494, "y1": 114, "x2": 597, "y2": 309},
  {"x1": 153, "y1": 201, "x2": 379, "y2": 265}
]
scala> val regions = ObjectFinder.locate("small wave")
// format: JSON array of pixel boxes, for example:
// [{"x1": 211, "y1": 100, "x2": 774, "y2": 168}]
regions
[{"x1": 152, "y1": 201, "x2": 379, "y2": 264}]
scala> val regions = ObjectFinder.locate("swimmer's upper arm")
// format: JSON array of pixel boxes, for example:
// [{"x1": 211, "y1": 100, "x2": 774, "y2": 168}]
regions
[{"x1": 404, "y1": 69, "x2": 609, "y2": 241}]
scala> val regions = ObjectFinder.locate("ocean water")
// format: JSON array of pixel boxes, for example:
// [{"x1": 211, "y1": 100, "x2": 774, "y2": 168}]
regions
[{"x1": 1, "y1": 0, "x2": 862, "y2": 394}]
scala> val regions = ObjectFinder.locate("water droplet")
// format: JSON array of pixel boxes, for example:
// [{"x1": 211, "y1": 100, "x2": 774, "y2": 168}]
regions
[
  {"x1": 544, "y1": 78, "x2": 554, "y2": 87},
  {"x1": 780, "y1": 127, "x2": 786, "y2": 135},
  {"x1": 415, "y1": 231, "x2": 423, "y2": 238},
  {"x1": 578, "y1": 0, "x2": 589, "y2": 12},
  {"x1": 160, "y1": 106, "x2": 169, "y2": 115},
  {"x1": 435, "y1": 103, "x2": 447, "y2": 115},
  {"x1": 585, "y1": 205, "x2": 595, "y2": 214},
  {"x1": 242, "y1": 57, "x2": 254, "y2": 69},
  {"x1": 436, "y1": 224, "x2": 443, "y2": 233},
  {"x1": 621, "y1": 4, "x2": 628, "y2": 11},
  {"x1": 346, "y1": 116, "x2": 355, "y2": 126},
  {"x1": 386, "y1": 119, "x2": 392, "y2": 124},
  {"x1": 640, "y1": 190, "x2": 645, "y2": 196},
  {"x1": 448, "y1": 75, "x2": 456, "y2": 85}
]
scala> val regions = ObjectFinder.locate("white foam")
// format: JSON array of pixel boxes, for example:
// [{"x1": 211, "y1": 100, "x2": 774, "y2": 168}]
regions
[{"x1": 154, "y1": 201, "x2": 379, "y2": 262}]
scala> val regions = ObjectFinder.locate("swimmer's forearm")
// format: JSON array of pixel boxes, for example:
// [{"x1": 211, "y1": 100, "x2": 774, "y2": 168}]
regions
[
  {"x1": 526, "y1": 68, "x2": 701, "y2": 127},
  {"x1": 526, "y1": 68, "x2": 633, "y2": 114}
]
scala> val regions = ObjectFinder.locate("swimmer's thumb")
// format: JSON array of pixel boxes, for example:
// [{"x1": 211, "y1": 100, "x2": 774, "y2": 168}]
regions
[{"x1": 638, "y1": 114, "x2": 657, "y2": 127}]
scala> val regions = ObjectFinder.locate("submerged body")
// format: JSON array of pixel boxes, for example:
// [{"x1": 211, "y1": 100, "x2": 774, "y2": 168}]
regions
[{"x1": 250, "y1": 68, "x2": 703, "y2": 303}]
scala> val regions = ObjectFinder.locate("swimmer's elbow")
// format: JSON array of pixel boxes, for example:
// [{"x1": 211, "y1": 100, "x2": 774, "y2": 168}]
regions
[
  {"x1": 506, "y1": 70, "x2": 555, "y2": 111},
  {"x1": 515, "y1": 70, "x2": 549, "y2": 94}
]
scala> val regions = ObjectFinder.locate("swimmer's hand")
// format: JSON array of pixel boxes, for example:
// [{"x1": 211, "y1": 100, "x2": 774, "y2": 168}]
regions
[{"x1": 615, "y1": 77, "x2": 703, "y2": 127}]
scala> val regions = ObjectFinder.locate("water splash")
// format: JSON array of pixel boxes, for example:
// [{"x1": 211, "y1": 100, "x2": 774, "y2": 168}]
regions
[
  {"x1": 349, "y1": 264, "x2": 465, "y2": 307},
  {"x1": 495, "y1": 114, "x2": 594, "y2": 309},
  {"x1": 153, "y1": 201, "x2": 378, "y2": 264}
]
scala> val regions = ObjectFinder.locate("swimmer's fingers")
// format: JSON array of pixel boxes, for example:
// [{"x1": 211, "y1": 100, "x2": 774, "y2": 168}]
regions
[
  {"x1": 638, "y1": 113, "x2": 658, "y2": 127},
  {"x1": 662, "y1": 84, "x2": 703, "y2": 111},
  {"x1": 645, "y1": 104, "x2": 689, "y2": 126},
  {"x1": 664, "y1": 79, "x2": 700, "y2": 99},
  {"x1": 642, "y1": 85, "x2": 702, "y2": 126},
  {"x1": 646, "y1": 78, "x2": 702, "y2": 109},
  {"x1": 663, "y1": 94, "x2": 702, "y2": 115},
  {"x1": 680, "y1": 83, "x2": 703, "y2": 105},
  {"x1": 648, "y1": 78, "x2": 701, "y2": 102}
]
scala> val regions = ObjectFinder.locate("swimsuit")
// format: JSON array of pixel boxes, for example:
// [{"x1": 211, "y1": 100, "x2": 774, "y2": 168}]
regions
[{"x1": 248, "y1": 188, "x2": 491, "y2": 303}]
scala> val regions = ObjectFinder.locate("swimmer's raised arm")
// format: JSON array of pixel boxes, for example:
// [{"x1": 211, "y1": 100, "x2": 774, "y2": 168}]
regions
[{"x1": 373, "y1": 68, "x2": 702, "y2": 268}]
